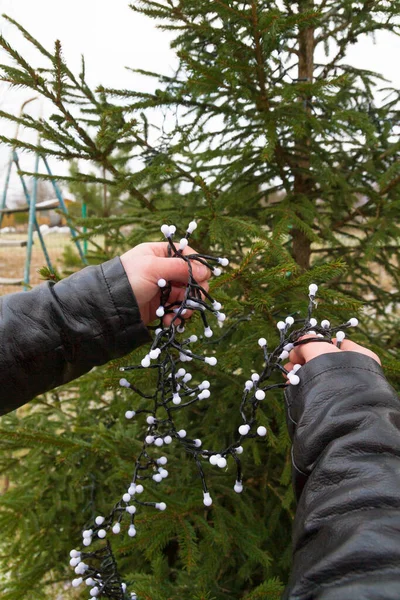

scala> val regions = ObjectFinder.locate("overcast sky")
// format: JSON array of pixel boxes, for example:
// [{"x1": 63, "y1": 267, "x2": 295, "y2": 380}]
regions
[{"x1": 0, "y1": 0, "x2": 399, "y2": 202}]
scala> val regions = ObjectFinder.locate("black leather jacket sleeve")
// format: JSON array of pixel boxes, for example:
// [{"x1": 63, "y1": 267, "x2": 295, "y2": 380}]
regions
[
  {"x1": 0, "y1": 256, "x2": 151, "y2": 416},
  {"x1": 283, "y1": 351, "x2": 400, "y2": 599}
]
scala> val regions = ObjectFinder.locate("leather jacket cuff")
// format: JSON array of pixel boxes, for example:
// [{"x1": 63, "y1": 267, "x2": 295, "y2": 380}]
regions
[
  {"x1": 284, "y1": 352, "x2": 391, "y2": 499},
  {"x1": 101, "y1": 256, "x2": 152, "y2": 357}
]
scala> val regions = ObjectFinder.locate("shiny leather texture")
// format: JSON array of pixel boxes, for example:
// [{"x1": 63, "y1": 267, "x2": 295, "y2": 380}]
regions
[
  {"x1": 0, "y1": 257, "x2": 150, "y2": 415},
  {"x1": 283, "y1": 352, "x2": 400, "y2": 599}
]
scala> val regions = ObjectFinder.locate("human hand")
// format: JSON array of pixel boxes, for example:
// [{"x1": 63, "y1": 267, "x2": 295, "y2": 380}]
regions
[
  {"x1": 284, "y1": 334, "x2": 381, "y2": 375},
  {"x1": 120, "y1": 242, "x2": 211, "y2": 325}
]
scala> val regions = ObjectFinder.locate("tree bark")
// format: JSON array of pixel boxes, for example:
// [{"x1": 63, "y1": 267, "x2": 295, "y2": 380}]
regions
[{"x1": 292, "y1": 0, "x2": 315, "y2": 270}]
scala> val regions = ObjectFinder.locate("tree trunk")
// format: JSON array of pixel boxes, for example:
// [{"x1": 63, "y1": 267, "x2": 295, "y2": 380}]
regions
[{"x1": 292, "y1": 0, "x2": 315, "y2": 270}]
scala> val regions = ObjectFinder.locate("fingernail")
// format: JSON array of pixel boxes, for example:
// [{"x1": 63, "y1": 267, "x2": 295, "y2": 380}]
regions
[{"x1": 196, "y1": 264, "x2": 210, "y2": 280}]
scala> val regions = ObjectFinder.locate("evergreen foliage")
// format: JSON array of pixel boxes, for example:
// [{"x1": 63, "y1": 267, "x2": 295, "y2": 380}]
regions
[{"x1": 0, "y1": 2, "x2": 399, "y2": 598}]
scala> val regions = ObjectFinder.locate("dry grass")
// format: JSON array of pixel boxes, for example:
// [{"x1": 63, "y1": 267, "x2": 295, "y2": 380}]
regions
[{"x1": 0, "y1": 232, "x2": 82, "y2": 295}]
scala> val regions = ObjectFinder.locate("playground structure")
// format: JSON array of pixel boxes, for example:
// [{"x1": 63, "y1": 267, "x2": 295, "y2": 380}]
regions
[{"x1": 0, "y1": 98, "x2": 87, "y2": 290}]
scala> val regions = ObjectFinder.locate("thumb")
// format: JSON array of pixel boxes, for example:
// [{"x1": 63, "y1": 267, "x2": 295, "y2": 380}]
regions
[{"x1": 152, "y1": 256, "x2": 210, "y2": 285}]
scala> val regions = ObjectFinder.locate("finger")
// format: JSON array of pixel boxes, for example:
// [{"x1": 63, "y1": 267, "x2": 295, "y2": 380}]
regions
[
  {"x1": 130, "y1": 242, "x2": 201, "y2": 259},
  {"x1": 289, "y1": 334, "x2": 340, "y2": 365},
  {"x1": 163, "y1": 313, "x2": 187, "y2": 327},
  {"x1": 165, "y1": 282, "x2": 210, "y2": 322},
  {"x1": 333, "y1": 338, "x2": 382, "y2": 365},
  {"x1": 152, "y1": 256, "x2": 210, "y2": 286},
  {"x1": 167, "y1": 287, "x2": 194, "y2": 320},
  {"x1": 282, "y1": 362, "x2": 294, "y2": 378}
]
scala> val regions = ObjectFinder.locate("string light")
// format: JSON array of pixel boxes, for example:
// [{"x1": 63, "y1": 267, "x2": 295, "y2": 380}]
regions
[{"x1": 69, "y1": 220, "x2": 360, "y2": 599}]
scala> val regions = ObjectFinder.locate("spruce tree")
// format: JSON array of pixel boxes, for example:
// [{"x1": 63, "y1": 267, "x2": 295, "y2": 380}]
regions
[{"x1": 0, "y1": 2, "x2": 399, "y2": 598}]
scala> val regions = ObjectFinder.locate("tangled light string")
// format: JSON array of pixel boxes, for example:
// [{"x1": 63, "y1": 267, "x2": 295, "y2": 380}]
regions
[{"x1": 69, "y1": 222, "x2": 359, "y2": 599}]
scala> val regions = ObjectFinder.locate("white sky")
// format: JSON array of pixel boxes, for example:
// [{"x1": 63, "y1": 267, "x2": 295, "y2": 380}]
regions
[{"x1": 0, "y1": 0, "x2": 399, "y2": 203}]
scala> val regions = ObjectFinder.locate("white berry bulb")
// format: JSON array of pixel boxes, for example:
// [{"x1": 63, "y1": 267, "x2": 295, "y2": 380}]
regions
[
  {"x1": 234, "y1": 481, "x2": 243, "y2": 493},
  {"x1": 309, "y1": 283, "x2": 318, "y2": 295},
  {"x1": 205, "y1": 356, "x2": 217, "y2": 366},
  {"x1": 199, "y1": 380, "x2": 210, "y2": 389},
  {"x1": 95, "y1": 516, "x2": 104, "y2": 525},
  {"x1": 219, "y1": 258, "x2": 229, "y2": 267},
  {"x1": 217, "y1": 457, "x2": 227, "y2": 468},
  {"x1": 238, "y1": 424, "x2": 250, "y2": 436},
  {"x1": 112, "y1": 523, "x2": 121, "y2": 534},
  {"x1": 203, "y1": 492, "x2": 212, "y2": 507},
  {"x1": 288, "y1": 373, "x2": 300, "y2": 386},
  {"x1": 255, "y1": 389, "x2": 265, "y2": 400},
  {"x1": 336, "y1": 330, "x2": 346, "y2": 342},
  {"x1": 204, "y1": 327, "x2": 213, "y2": 338},
  {"x1": 160, "y1": 224, "x2": 170, "y2": 237},
  {"x1": 257, "y1": 426, "x2": 267, "y2": 436},
  {"x1": 70, "y1": 557, "x2": 80, "y2": 567},
  {"x1": 285, "y1": 316, "x2": 295, "y2": 325},
  {"x1": 82, "y1": 529, "x2": 93, "y2": 538},
  {"x1": 277, "y1": 321, "x2": 286, "y2": 330},
  {"x1": 187, "y1": 220, "x2": 197, "y2": 233},
  {"x1": 172, "y1": 393, "x2": 181, "y2": 405},
  {"x1": 156, "y1": 306, "x2": 165, "y2": 318},
  {"x1": 321, "y1": 319, "x2": 330, "y2": 328},
  {"x1": 258, "y1": 338, "x2": 267, "y2": 348},
  {"x1": 141, "y1": 355, "x2": 151, "y2": 368},
  {"x1": 158, "y1": 278, "x2": 167, "y2": 288},
  {"x1": 348, "y1": 318, "x2": 359, "y2": 327},
  {"x1": 309, "y1": 318, "x2": 318, "y2": 327}
]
